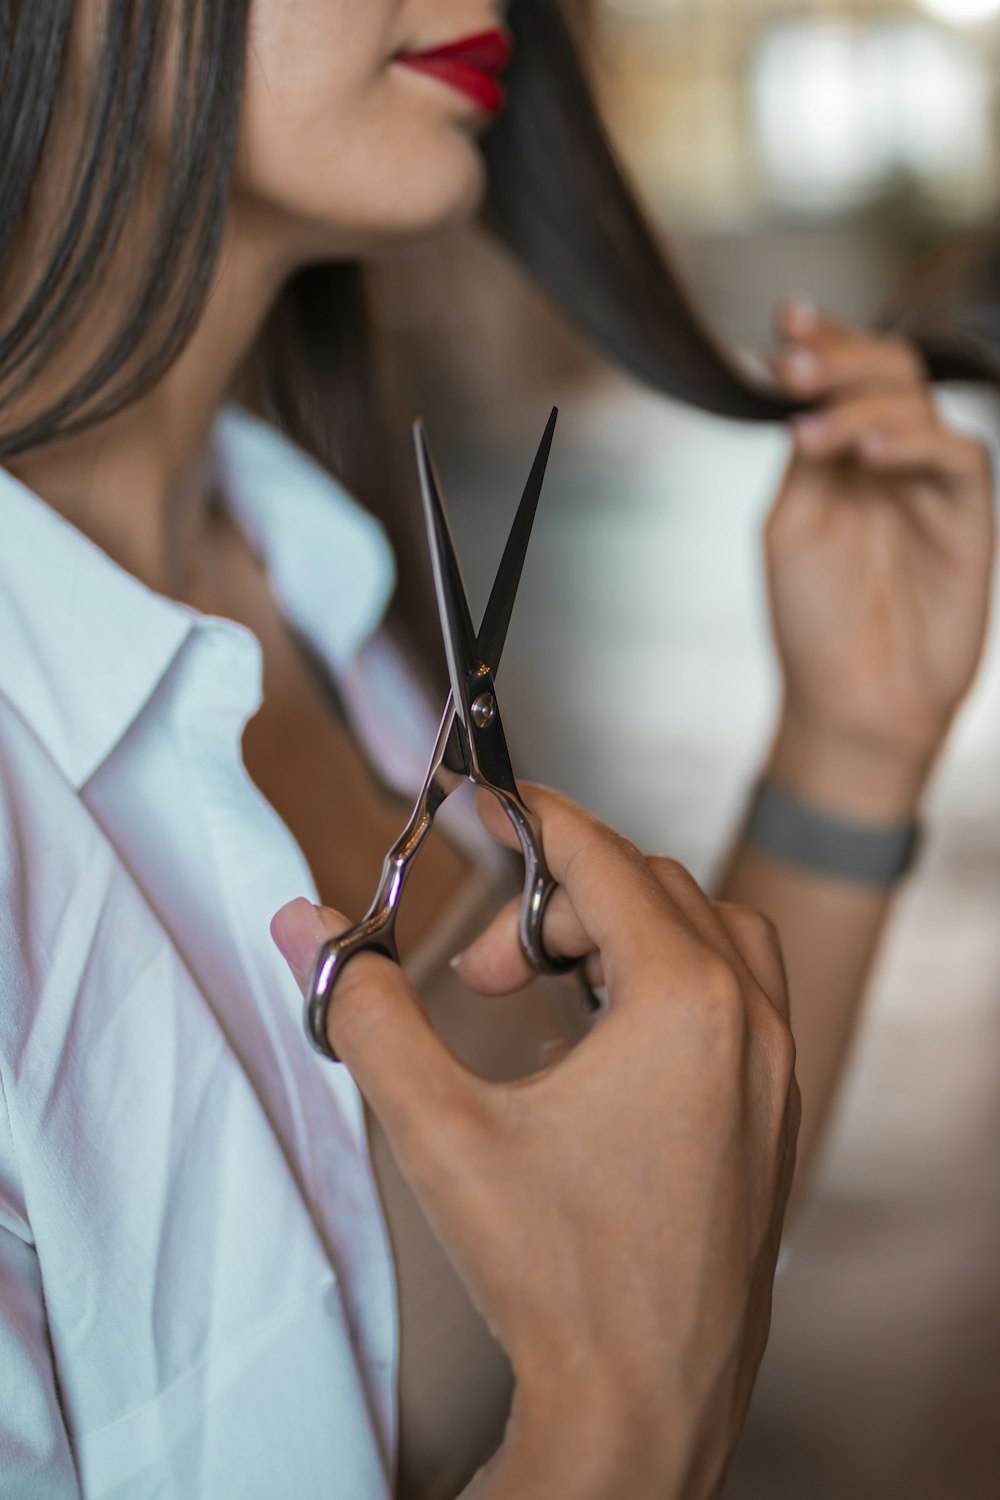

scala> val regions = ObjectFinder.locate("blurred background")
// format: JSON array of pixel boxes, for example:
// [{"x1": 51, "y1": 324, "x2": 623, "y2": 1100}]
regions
[{"x1": 376, "y1": 3, "x2": 1000, "y2": 1495}]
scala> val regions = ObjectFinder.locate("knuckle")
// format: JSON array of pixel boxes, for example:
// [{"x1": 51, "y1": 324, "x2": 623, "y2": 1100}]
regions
[
  {"x1": 757, "y1": 1004, "x2": 797, "y2": 1084},
  {"x1": 700, "y1": 953, "x2": 747, "y2": 1025},
  {"x1": 716, "y1": 903, "x2": 788, "y2": 1006},
  {"x1": 724, "y1": 902, "x2": 780, "y2": 954},
  {"x1": 612, "y1": 829, "x2": 644, "y2": 864}
]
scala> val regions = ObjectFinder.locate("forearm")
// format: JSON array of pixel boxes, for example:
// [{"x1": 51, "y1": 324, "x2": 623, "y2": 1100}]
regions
[{"x1": 720, "y1": 710, "x2": 930, "y2": 1189}]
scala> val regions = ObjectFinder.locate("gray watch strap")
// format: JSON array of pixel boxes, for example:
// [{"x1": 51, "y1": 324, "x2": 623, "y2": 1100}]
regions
[{"x1": 745, "y1": 780, "x2": 920, "y2": 887}]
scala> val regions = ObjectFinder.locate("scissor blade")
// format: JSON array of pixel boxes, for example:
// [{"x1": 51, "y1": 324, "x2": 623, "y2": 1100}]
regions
[
  {"x1": 476, "y1": 407, "x2": 558, "y2": 676},
  {"x1": 414, "y1": 422, "x2": 482, "y2": 729}
]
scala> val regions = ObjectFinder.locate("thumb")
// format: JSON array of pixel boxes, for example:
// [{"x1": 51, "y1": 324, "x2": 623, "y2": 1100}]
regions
[{"x1": 270, "y1": 898, "x2": 476, "y2": 1148}]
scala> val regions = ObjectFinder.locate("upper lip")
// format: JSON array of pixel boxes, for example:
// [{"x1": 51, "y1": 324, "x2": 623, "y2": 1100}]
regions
[{"x1": 397, "y1": 27, "x2": 512, "y2": 72}]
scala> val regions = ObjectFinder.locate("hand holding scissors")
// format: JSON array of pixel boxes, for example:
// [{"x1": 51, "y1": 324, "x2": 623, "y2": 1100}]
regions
[
  {"x1": 274, "y1": 782, "x2": 799, "y2": 1497},
  {"x1": 305, "y1": 409, "x2": 577, "y2": 1061}
]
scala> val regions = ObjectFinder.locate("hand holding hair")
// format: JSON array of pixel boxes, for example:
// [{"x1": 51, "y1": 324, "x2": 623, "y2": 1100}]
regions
[
  {"x1": 720, "y1": 301, "x2": 996, "y2": 1188},
  {"x1": 765, "y1": 299, "x2": 996, "y2": 824},
  {"x1": 273, "y1": 785, "x2": 799, "y2": 1500}
]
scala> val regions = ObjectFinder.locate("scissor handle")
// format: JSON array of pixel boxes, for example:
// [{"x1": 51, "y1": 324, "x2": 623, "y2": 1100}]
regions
[
  {"x1": 304, "y1": 783, "x2": 443, "y2": 1061},
  {"x1": 487, "y1": 787, "x2": 581, "y2": 978},
  {"x1": 304, "y1": 909, "x2": 401, "y2": 1062},
  {"x1": 304, "y1": 751, "x2": 582, "y2": 1062}
]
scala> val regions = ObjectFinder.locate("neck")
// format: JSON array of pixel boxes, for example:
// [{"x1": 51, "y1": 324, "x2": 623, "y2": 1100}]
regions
[{"x1": 6, "y1": 228, "x2": 290, "y2": 600}]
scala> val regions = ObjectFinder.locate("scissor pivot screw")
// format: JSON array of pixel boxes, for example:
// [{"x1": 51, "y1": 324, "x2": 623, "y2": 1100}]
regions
[{"x1": 471, "y1": 692, "x2": 497, "y2": 730}]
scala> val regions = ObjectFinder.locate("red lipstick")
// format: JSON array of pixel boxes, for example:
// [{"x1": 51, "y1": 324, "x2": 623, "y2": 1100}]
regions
[{"x1": 396, "y1": 29, "x2": 513, "y2": 117}]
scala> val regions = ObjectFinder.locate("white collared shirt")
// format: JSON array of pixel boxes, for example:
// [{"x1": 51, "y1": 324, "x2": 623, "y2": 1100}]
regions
[{"x1": 0, "y1": 408, "x2": 473, "y2": 1497}]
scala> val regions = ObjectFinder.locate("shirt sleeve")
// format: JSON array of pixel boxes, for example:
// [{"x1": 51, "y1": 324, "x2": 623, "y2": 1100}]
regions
[{"x1": 0, "y1": 1068, "x2": 81, "y2": 1497}]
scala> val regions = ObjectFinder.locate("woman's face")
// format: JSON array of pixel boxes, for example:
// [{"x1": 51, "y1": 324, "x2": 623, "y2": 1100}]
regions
[{"x1": 236, "y1": 0, "x2": 510, "y2": 261}]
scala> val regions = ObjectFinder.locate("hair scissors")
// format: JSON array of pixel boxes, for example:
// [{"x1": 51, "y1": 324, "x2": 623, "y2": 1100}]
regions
[{"x1": 305, "y1": 408, "x2": 579, "y2": 1062}]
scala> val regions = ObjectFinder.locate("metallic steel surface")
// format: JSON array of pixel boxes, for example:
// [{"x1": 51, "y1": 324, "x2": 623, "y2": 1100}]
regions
[{"x1": 305, "y1": 410, "x2": 576, "y2": 1063}]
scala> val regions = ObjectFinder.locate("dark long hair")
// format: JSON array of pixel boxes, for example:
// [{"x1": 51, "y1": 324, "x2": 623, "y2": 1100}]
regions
[
  {"x1": 880, "y1": 226, "x2": 1000, "y2": 386},
  {"x1": 0, "y1": 0, "x2": 249, "y2": 450},
  {"x1": 0, "y1": 0, "x2": 987, "y2": 660}
]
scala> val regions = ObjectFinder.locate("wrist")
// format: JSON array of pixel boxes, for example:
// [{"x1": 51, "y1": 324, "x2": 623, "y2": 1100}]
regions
[
  {"x1": 767, "y1": 707, "x2": 934, "y2": 823},
  {"x1": 491, "y1": 1376, "x2": 680, "y2": 1500}
]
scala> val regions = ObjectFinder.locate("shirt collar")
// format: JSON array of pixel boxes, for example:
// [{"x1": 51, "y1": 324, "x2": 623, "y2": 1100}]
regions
[
  {"x1": 0, "y1": 406, "x2": 396, "y2": 789},
  {"x1": 211, "y1": 405, "x2": 395, "y2": 673}
]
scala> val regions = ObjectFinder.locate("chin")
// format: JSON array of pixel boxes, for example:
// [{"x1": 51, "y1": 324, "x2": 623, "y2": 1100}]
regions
[
  {"x1": 253, "y1": 138, "x2": 490, "y2": 262},
  {"x1": 416, "y1": 164, "x2": 487, "y2": 239},
  {"x1": 367, "y1": 145, "x2": 489, "y2": 251}
]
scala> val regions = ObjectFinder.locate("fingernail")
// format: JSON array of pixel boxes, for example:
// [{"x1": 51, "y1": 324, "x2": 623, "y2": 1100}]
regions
[
  {"x1": 861, "y1": 430, "x2": 892, "y2": 456},
  {"x1": 782, "y1": 349, "x2": 821, "y2": 386},
  {"x1": 737, "y1": 347, "x2": 784, "y2": 391},
  {"x1": 270, "y1": 897, "x2": 334, "y2": 983},
  {"x1": 793, "y1": 412, "x2": 828, "y2": 448},
  {"x1": 449, "y1": 950, "x2": 466, "y2": 971}
]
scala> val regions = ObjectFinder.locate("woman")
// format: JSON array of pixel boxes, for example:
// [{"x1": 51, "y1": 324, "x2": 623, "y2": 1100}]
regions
[{"x1": 0, "y1": 2, "x2": 992, "y2": 1498}]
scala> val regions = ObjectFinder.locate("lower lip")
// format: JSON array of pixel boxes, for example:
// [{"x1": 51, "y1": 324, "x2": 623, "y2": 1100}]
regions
[{"x1": 396, "y1": 31, "x2": 512, "y2": 117}]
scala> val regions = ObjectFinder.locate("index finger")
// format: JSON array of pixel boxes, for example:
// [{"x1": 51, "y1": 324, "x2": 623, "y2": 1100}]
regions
[
  {"x1": 476, "y1": 785, "x2": 727, "y2": 990},
  {"x1": 773, "y1": 302, "x2": 926, "y2": 399}
]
